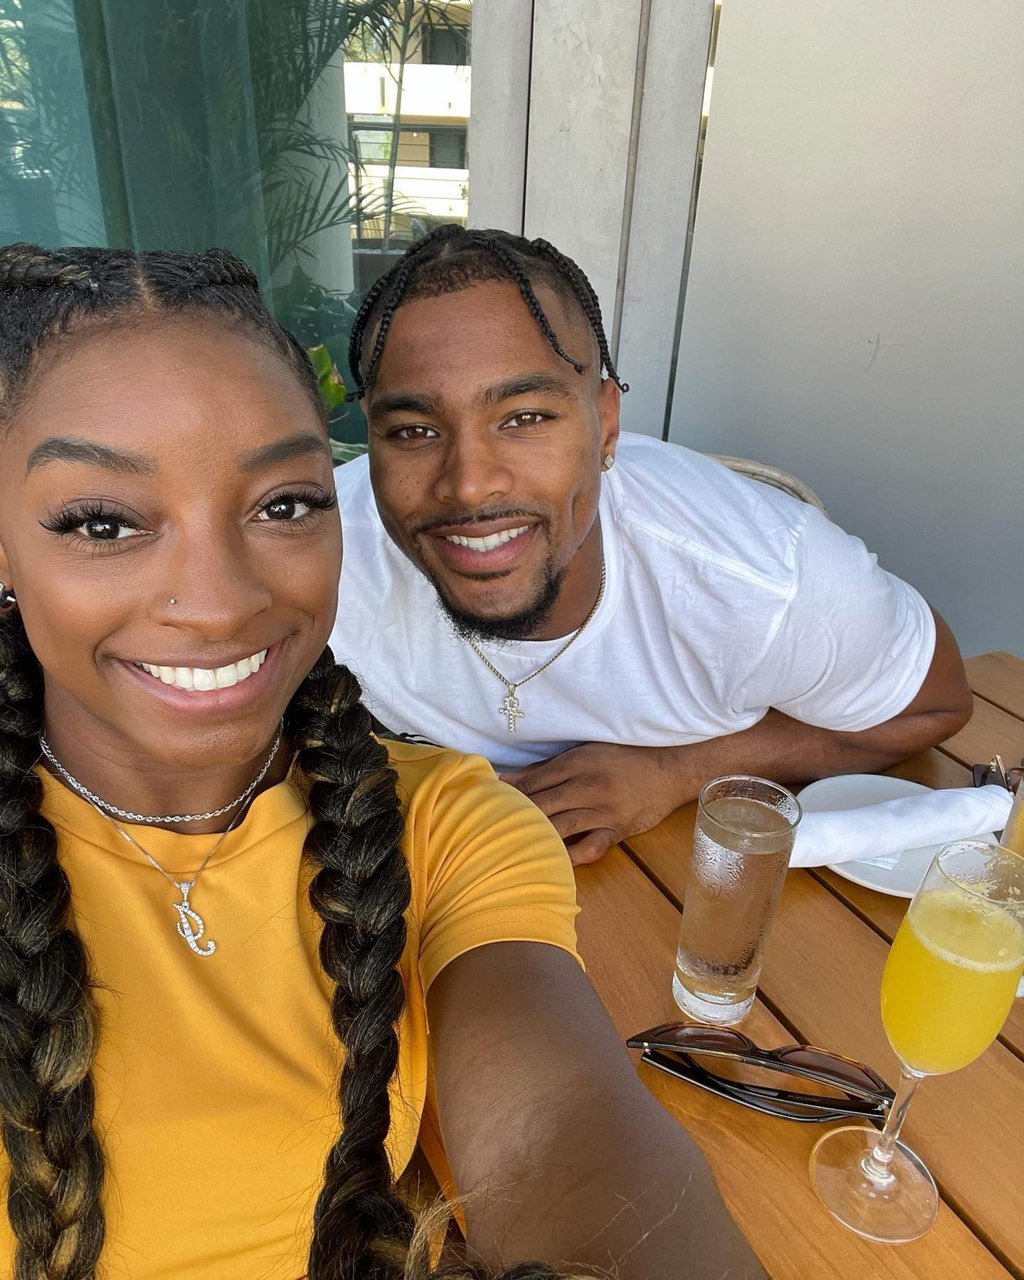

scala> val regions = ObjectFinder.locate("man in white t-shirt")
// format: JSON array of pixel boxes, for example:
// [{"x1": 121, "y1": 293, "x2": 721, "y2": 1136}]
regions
[{"x1": 330, "y1": 226, "x2": 972, "y2": 863}]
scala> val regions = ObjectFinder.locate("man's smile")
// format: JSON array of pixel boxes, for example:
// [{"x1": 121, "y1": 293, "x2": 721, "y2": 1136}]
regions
[
  {"x1": 443, "y1": 524, "x2": 531, "y2": 552},
  {"x1": 423, "y1": 521, "x2": 541, "y2": 577}
]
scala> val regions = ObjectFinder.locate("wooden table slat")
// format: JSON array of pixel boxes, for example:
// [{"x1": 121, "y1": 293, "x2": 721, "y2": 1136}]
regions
[
  {"x1": 574, "y1": 848, "x2": 1010, "y2": 1279},
  {"x1": 937, "y1": 695, "x2": 1024, "y2": 774},
  {"x1": 965, "y1": 652, "x2": 1024, "y2": 723}
]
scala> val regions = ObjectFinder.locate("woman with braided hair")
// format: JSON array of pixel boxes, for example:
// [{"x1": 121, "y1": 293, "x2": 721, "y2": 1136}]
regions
[{"x1": 0, "y1": 241, "x2": 763, "y2": 1280}]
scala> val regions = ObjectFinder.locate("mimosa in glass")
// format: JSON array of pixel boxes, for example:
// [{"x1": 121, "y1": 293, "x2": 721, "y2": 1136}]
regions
[{"x1": 809, "y1": 840, "x2": 1024, "y2": 1243}]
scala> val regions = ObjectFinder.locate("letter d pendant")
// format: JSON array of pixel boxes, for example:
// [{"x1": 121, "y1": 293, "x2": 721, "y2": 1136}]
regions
[{"x1": 173, "y1": 883, "x2": 216, "y2": 957}]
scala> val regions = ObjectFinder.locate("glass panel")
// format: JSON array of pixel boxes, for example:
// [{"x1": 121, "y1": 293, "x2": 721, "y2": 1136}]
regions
[
  {"x1": 344, "y1": 0, "x2": 471, "y2": 302},
  {"x1": 0, "y1": 0, "x2": 474, "y2": 447}
]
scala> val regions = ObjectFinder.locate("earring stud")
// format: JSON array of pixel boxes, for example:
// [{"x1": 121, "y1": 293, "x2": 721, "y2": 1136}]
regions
[
  {"x1": 0, "y1": 581, "x2": 16, "y2": 610},
  {"x1": 602, "y1": 454, "x2": 615, "y2": 470}
]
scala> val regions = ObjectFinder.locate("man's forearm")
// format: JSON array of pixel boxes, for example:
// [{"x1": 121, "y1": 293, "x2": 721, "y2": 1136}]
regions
[{"x1": 653, "y1": 699, "x2": 970, "y2": 813}]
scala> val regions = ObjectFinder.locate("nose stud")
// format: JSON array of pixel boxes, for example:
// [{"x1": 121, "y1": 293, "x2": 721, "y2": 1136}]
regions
[{"x1": 168, "y1": 597, "x2": 177, "y2": 606}]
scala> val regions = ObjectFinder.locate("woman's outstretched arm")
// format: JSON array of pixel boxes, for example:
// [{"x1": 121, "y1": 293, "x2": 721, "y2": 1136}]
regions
[{"x1": 428, "y1": 942, "x2": 767, "y2": 1279}]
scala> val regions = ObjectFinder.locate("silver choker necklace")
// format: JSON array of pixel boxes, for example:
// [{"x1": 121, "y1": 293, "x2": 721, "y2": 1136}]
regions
[
  {"x1": 38, "y1": 725, "x2": 284, "y2": 825},
  {"x1": 466, "y1": 563, "x2": 606, "y2": 733}
]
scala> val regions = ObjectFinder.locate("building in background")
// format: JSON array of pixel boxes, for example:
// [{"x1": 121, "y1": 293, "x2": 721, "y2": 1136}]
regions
[{"x1": 344, "y1": 0, "x2": 470, "y2": 292}]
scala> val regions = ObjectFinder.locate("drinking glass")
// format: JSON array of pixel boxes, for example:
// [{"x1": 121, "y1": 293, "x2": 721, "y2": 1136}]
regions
[
  {"x1": 673, "y1": 776, "x2": 801, "y2": 1025},
  {"x1": 809, "y1": 840, "x2": 1024, "y2": 1243}
]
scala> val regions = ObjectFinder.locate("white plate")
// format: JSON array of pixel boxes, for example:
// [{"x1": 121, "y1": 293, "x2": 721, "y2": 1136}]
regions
[{"x1": 797, "y1": 774, "x2": 998, "y2": 899}]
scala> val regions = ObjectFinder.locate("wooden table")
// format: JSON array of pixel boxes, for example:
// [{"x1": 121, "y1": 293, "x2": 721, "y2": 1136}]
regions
[{"x1": 573, "y1": 651, "x2": 1024, "y2": 1279}]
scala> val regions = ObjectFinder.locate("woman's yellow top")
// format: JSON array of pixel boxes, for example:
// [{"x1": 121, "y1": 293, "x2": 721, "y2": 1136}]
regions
[{"x1": 0, "y1": 742, "x2": 580, "y2": 1279}]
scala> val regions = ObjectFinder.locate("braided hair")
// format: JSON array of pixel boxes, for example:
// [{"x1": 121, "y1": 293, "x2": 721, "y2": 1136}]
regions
[
  {"x1": 347, "y1": 225, "x2": 629, "y2": 399},
  {"x1": 0, "y1": 243, "x2": 593, "y2": 1280},
  {"x1": 0, "y1": 243, "x2": 321, "y2": 425}
]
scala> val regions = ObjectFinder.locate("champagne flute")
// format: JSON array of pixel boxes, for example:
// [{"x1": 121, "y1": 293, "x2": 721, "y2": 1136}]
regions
[{"x1": 809, "y1": 839, "x2": 1024, "y2": 1243}]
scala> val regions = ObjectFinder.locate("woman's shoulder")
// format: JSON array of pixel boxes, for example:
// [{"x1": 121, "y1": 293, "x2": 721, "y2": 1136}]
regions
[
  {"x1": 383, "y1": 737, "x2": 564, "y2": 869},
  {"x1": 384, "y1": 737, "x2": 500, "y2": 808}
]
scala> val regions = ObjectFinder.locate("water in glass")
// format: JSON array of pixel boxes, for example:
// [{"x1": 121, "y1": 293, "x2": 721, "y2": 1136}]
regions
[{"x1": 674, "y1": 785, "x2": 798, "y2": 1024}]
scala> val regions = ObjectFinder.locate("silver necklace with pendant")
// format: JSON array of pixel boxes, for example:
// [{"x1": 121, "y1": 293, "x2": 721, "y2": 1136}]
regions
[
  {"x1": 465, "y1": 562, "x2": 606, "y2": 733},
  {"x1": 40, "y1": 731, "x2": 282, "y2": 956},
  {"x1": 93, "y1": 807, "x2": 245, "y2": 957}
]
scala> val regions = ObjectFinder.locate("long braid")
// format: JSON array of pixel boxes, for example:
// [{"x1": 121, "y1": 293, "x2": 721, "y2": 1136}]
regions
[
  {"x1": 282, "y1": 654, "x2": 590, "y2": 1278},
  {"x1": 347, "y1": 226, "x2": 630, "y2": 398},
  {"x1": 0, "y1": 609, "x2": 105, "y2": 1280},
  {"x1": 287, "y1": 654, "x2": 600, "y2": 1280},
  {"x1": 288, "y1": 652, "x2": 416, "y2": 1277}
]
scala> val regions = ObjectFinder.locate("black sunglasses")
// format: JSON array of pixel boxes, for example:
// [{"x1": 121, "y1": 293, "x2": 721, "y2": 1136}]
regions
[
  {"x1": 627, "y1": 1023, "x2": 894, "y2": 1124},
  {"x1": 973, "y1": 755, "x2": 1023, "y2": 792}
]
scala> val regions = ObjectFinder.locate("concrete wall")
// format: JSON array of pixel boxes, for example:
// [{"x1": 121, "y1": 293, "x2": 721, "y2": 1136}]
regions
[
  {"x1": 469, "y1": 0, "x2": 716, "y2": 438},
  {"x1": 670, "y1": 0, "x2": 1024, "y2": 657}
]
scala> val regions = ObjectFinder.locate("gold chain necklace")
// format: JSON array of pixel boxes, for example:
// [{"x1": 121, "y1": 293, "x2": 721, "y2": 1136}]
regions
[{"x1": 466, "y1": 562, "x2": 606, "y2": 733}]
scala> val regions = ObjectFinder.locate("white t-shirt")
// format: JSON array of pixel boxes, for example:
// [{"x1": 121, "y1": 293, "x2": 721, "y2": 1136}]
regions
[{"x1": 330, "y1": 433, "x2": 935, "y2": 773}]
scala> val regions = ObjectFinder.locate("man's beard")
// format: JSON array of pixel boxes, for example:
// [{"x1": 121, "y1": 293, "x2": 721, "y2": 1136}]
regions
[{"x1": 431, "y1": 562, "x2": 566, "y2": 643}]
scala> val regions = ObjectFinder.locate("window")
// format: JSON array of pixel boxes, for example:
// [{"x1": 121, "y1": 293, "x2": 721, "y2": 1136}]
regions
[
  {"x1": 0, "y1": 0, "x2": 475, "y2": 446},
  {"x1": 352, "y1": 122, "x2": 466, "y2": 171},
  {"x1": 423, "y1": 21, "x2": 470, "y2": 66},
  {"x1": 429, "y1": 127, "x2": 467, "y2": 169}
]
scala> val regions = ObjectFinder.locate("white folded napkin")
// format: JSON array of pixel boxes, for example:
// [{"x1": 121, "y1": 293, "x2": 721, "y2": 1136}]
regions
[{"x1": 789, "y1": 785, "x2": 1013, "y2": 869}]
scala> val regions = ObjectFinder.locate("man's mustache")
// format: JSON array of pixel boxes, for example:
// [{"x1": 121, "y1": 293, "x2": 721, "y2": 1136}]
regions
[{"x1": 410, "y1": 507, "x2": 545, "y2": 536}]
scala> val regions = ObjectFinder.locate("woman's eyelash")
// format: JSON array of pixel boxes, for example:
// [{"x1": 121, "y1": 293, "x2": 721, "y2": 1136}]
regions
[
  {"x1": 39, "y1": 502, "x2": 137, "y2": 535},
  {"x1": 259, "y1": 489, "x2": 338, "y2": 521},
  {"x1": 39, "y1": 489, "x2": 337, "y2": 541},
  {"x1": 267, "y1": 489, "x2": 337, "y2": 512}
]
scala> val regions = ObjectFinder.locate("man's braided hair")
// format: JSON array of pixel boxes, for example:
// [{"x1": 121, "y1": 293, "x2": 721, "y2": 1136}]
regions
[
  {"x1": 348, "y1": 225, "x2": 629, "y2": 399},
  {"x1": 0, "y1": 242, "x2": 593, "y2": 1280}
]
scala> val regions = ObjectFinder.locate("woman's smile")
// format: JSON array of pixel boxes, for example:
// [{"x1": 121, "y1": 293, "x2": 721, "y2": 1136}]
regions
[
  {"x1": 134, "y1": 647, "x2": 268, "y2": 691},
  {"x1": 117, "y1": 642, "x2": 279, "y2": 717}
]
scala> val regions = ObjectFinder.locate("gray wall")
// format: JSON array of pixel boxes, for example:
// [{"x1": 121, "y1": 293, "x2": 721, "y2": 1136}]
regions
[
  {"x1": 671, "y1": 0, "x2": 1023, "y2": 658},
  {"x1": 470, "y1": 0, "x2": 715, "y2": 438}
]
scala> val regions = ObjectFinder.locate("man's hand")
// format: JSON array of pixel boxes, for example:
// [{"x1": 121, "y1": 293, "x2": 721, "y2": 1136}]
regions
[{"x1": 500, "y1": 742, "x2": 685, "y2": 864}]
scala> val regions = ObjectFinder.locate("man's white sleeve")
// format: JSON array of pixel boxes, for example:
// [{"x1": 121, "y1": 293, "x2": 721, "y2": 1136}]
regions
[{"x1": 741, "y1": 507, "x2": 936, "y2": 731}]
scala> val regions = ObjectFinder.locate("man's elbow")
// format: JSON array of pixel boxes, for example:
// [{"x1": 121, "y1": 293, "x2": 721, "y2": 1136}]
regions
[
  {"x1": 946, "y1": 681, "x2": 974, "y2": 735},
  {"x1": 919, "y1": 696, "x2": 972, "y2": 748},
  {"x1": 922, "y1": 652, "x2": 974, "y2": 745},
  {"x1": 860, "y1": 687, "x2": 972, "y2": 768},
  {"x1": 897, "y1": 680, "x2": 973, "y2": 756}
]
